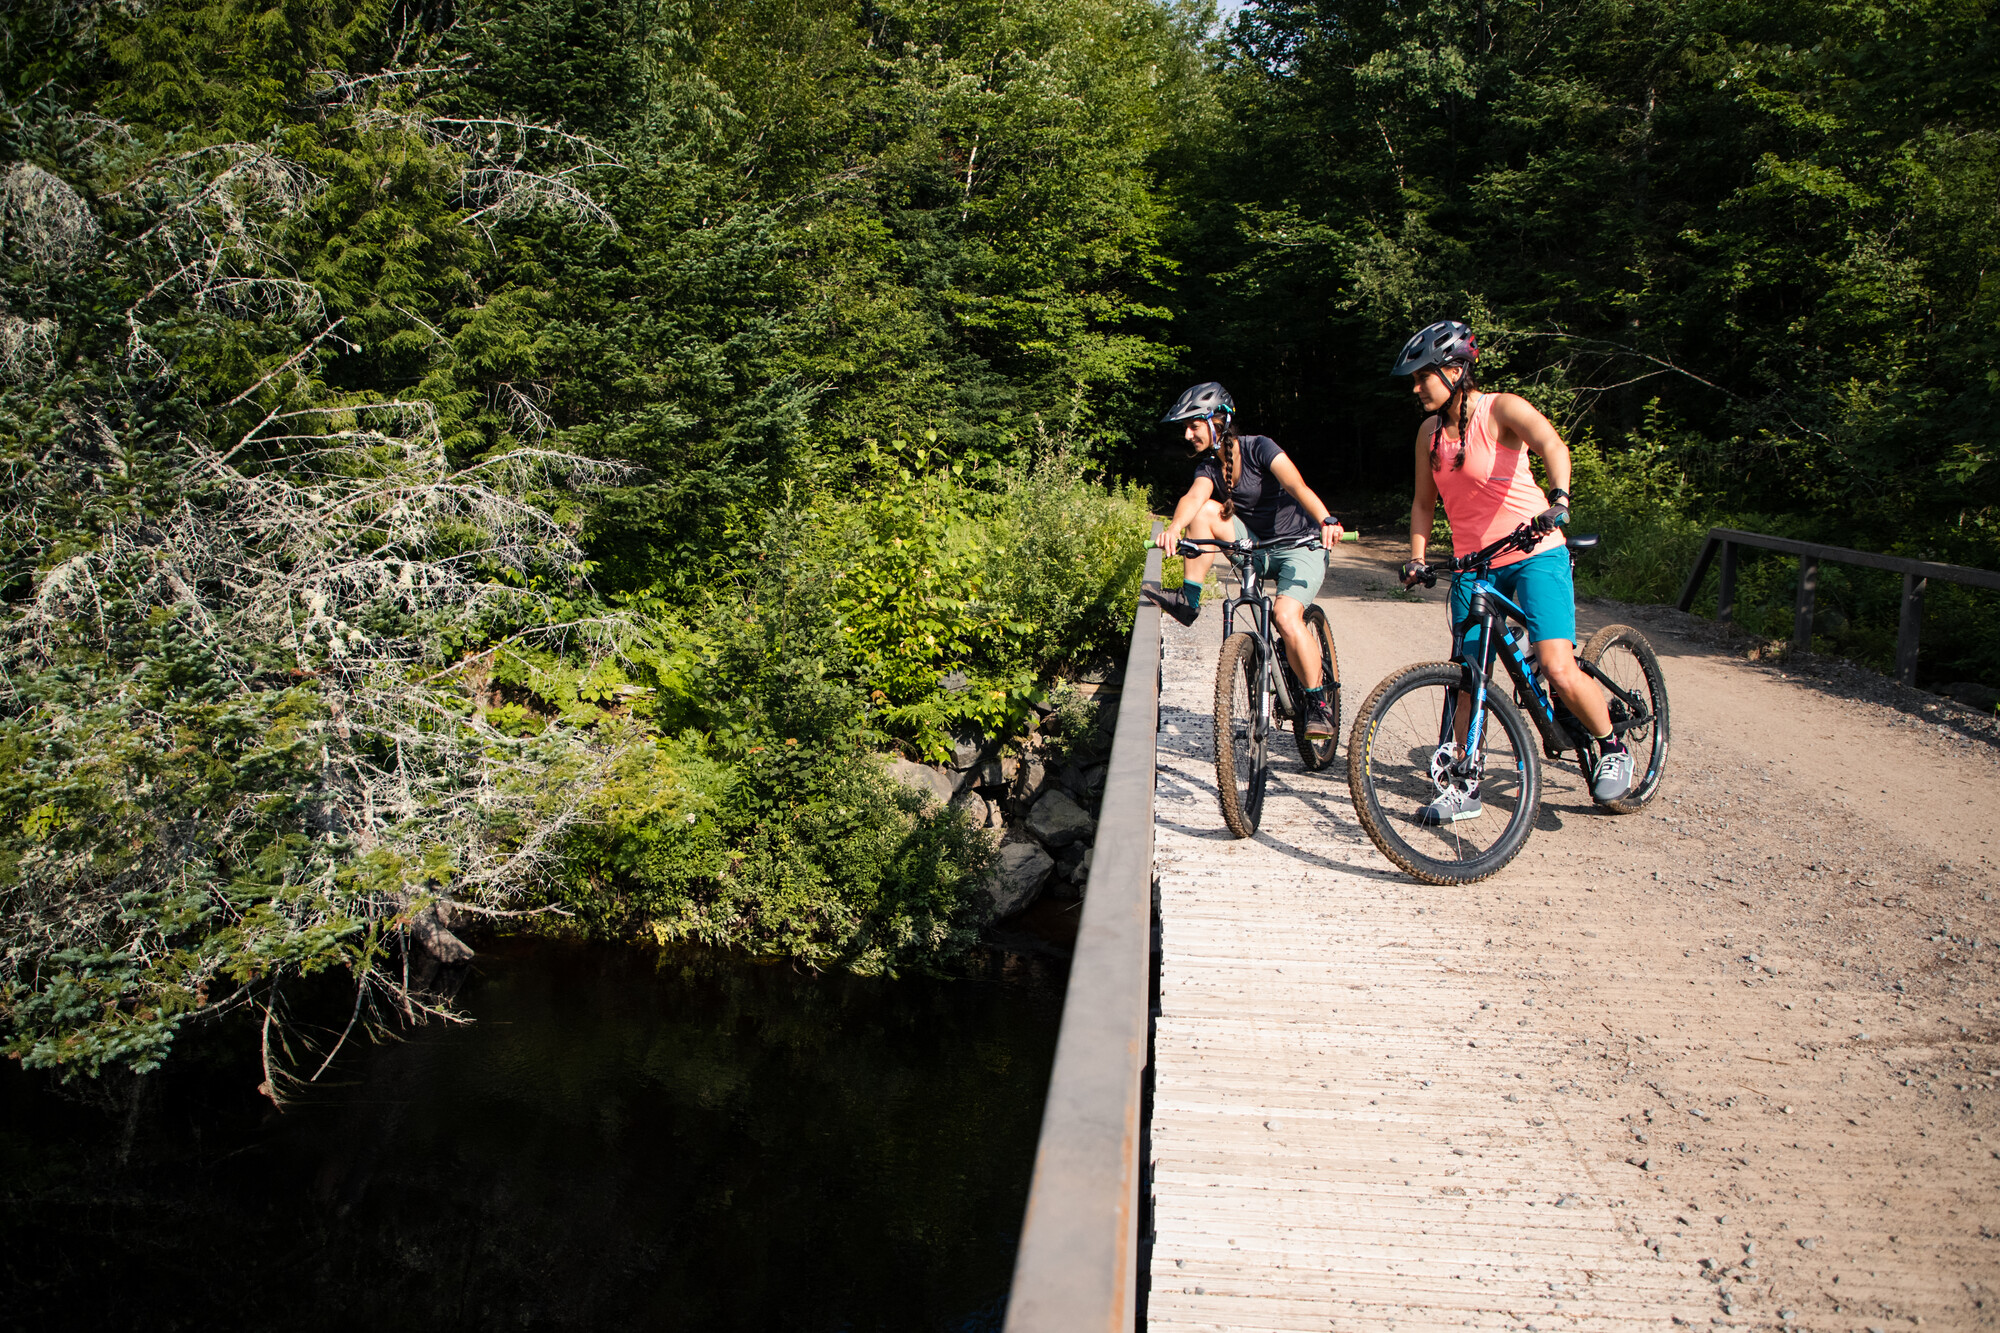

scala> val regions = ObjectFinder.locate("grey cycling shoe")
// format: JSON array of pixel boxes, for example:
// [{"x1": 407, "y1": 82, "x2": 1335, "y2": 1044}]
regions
[
  {"x1": 1591, "y1": 745, "x2": 1635, "y2": 802},
  {"x1": 1143, "y1": 586, "x2": 1201, "y2": 627},
  {"x1": 1303, "y1": 696, "x2": 1336, "y2": 738},
  {"x1": 1420, "y1": 784, "x2": 1482, "y2": 825}
]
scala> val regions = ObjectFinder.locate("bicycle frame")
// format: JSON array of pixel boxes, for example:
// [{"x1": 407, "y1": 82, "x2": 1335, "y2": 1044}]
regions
[
  {"x1": 1216, "y1": 550, "x2": 1296, "y2": 722},
  {"x1": 1441, "y1": 547, "x2": 1659, "y2": 776}
]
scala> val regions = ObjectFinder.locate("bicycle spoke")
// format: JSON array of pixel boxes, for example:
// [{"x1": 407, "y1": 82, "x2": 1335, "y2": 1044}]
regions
[
  {"x1": 1581, "y1": 624, "x2": 1672, "y2": 810},
  {"x1": 1348, "y1": 663, "x2": 1541, "y2": 884},
  {"x1": 1214, "y1": 632, "x2": 1269, "y2": 837}
]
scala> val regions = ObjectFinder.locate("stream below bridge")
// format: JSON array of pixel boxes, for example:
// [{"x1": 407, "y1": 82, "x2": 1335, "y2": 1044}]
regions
[{"x1": 1, "y1": 935, "x2": 1068, "y2": 1332}]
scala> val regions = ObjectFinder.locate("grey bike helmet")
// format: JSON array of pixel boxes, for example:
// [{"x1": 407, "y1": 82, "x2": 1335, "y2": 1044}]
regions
[
  {"x1": 1161, "y1": 381, "x2": 1235, "y2": 424},
  {"x1": 1391, "y1": 320, "x2": 1479, "y2": 377}
]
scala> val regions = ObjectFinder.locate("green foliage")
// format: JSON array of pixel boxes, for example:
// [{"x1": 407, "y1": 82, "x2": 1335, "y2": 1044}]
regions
[
  {"x1": 578, "y1": 735, "x2": 990, "y2": 976},
  {"x1": 1, "y1": 0, "x2": 1188, "y2": 1080},
  {"x1": 1173, "y1": 0, "x2": 2000, "y2": 680},
  {"x1": 554, "y1": 448, "x2": 1148, "y2": 968},
  {"x1": 1564, "y1": 407, "x2": 1712, "y2": 606},
  {"x1": 0, "y1": 611, "x2": 361, "y2": 1075}
]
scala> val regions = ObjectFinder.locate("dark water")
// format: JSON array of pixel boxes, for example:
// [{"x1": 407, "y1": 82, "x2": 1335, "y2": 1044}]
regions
[{"x1": 0, "y1": 938, "x2": 1066, "y2": 1332}]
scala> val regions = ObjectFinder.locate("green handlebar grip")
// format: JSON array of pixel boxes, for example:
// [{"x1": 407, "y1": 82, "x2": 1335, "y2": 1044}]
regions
[{"x1": 1337, "y1": 531, "x2": 1359, "y2": 542}]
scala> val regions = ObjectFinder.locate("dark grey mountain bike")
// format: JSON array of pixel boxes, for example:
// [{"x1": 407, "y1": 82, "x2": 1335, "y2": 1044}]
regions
[{"x1": 1175, "y1": 534, "x2": 1342, "y2": 838}]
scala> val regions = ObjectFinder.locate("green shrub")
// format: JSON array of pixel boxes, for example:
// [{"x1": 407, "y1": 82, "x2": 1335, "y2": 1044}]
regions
[
  {"x1": 566, "y1": 732, "x2": 990, "y2": 976},
  {"x1": 1565, "y1": 408, "x2": 1710, "y2": 606},
  {"x1": 549, "y1": 438, "x2": 1146, "y2": 972}
]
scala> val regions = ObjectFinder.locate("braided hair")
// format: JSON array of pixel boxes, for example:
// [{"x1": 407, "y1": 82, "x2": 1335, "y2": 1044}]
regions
[
  {"x1": 1214, "y1": 415, "x2": 1244, "y2": 521},
  {"x1": 1426, "y1": 363, "x2": 1477, "y2": 473}
]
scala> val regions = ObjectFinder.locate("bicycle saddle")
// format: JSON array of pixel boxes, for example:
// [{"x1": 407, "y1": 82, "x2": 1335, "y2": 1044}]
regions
[{"x1": 1566, "y1": 534, "x2": 1600, "y2": 552}]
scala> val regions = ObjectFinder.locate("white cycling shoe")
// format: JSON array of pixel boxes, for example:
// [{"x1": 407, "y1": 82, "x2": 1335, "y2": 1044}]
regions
[{"x1": 1420, "y1": 784, "x2": 1483, "y2": 825}]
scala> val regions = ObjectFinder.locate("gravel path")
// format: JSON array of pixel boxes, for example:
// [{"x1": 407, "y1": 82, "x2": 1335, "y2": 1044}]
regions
[{"x1": 1147, "y1": 536, "x2": 1999, "y2": 1333}]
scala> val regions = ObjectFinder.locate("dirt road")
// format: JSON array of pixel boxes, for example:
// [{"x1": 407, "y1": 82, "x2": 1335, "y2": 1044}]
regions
[{"x1": 1322, "y1": 537, "x2": 2000, "y2": 1329}]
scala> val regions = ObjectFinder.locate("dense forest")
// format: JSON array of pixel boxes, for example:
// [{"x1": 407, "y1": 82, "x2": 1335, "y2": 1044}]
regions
[{"x1": 3, "y1": 0, "x2": 1994, "y2": 1083}]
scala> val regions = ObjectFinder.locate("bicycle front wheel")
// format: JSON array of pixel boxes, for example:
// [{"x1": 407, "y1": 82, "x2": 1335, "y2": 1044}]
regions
[
  {"x1": 1214, "y1": 631, "x2": 1269, "y2": 838},
  {"x1": 1287, "y1": 603, "x2": 1341, "y2": 771},
  {"x1": 1582, "y1": 623, "x2": 1671, "y2": 812},
  {"x1": 1346, "y1": 662, "x2": 1541, "y2": 884}
]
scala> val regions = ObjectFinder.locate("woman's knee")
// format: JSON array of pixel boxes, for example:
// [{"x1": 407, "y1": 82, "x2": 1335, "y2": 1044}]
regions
[
  {"x1": 1537, "y1": 648, "x2": 1584, "y2": 692},
  {"x1": 1189, "y1": 500, "x2": 1229, "y2": 536}
]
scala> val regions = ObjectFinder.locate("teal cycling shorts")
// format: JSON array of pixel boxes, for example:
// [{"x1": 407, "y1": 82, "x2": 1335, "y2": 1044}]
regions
[
  {"x1": 1231, "y1": 517, "x2": 1326, "y2": 606},
  {"x1": 1449, "y1": 544, "x2": 1576, "y2": 657}
]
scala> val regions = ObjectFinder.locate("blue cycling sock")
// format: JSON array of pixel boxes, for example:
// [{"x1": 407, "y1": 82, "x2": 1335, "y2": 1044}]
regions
[{"x1": 1183, "y1": 579, "x2": 1203, "y2": 608}]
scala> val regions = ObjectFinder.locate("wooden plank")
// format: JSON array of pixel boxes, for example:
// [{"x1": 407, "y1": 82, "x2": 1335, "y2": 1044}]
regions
[
  {"x1": 1897, "y1": 571, "x2": 1926, "y2": 686},
  {"x1": 1709, "y1": 525, "x2": 2000, "y2": 591},
  {"x1": 1675, "y1": 532, "x2": 1719, "y2": 612},
  {"x1": 1145, "y1": 602, "x2": 1714, "y2": 1330}
]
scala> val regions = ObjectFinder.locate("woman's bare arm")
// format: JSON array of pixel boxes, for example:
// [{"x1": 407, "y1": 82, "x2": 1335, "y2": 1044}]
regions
[
  {"x1": 1162, "y1": 474, "x2": 1216, "y2": 548},
  {"x1": 1409, "y1": 419, "x2": 1440, "y2": 565},
  {"x1": 1267, "y1": 452, "x2": 1343, "y2": 540},
  {"x1": 1488, "y1": 393, "x2": 1570, "y2": 497}
]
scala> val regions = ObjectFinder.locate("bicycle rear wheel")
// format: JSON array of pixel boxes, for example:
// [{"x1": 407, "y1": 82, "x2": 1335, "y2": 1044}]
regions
[
  {"x1": 1581, "y1": 623, "x2": 1671, "y2": 812},
  {"x1": 1286, "y1": 604, "x2": 1341, "y2": 771},
  {"x1": 1346, "y1": 662, "x2": 1541, "y2": 884},
  {"x1": 1214, "y1": 631, "x2": 1269, "y2": 837}
]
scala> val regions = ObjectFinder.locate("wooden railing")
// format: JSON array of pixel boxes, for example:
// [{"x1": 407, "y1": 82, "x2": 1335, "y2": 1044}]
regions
[
  {"x1": 1002, "y1": 535, "x2": 1163, "y2": 1332},
  {"x1": 1677, "y1": 527, "x2": 2000, "y2": 686}
]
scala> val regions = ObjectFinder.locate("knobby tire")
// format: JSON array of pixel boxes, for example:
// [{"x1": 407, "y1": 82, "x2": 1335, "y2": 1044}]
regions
[
  {"x1": 1214, "y1": 631, "x2": 1267, "y2": 838},
  {"x1": 1346, "y1": 661, "x2": 1542, "y2": 884},
  {"x1": 1581, "y1": 623, "x2": 1671, "y2": 812}
]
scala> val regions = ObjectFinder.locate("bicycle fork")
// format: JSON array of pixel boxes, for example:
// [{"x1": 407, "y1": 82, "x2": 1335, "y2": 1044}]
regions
[
  {"x1": 1440, "y1": 598, "x2": 1551, "y2": 786},
  {"x1": 1435, "y1": 611, "x2": 1496, "y2": 789},
  {"x1": 1223, "y1": 585, "x2": 1292, "y2": 730}
]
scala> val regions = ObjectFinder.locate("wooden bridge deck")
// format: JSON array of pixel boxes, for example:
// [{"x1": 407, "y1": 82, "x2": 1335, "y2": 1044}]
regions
[
  {"x1": 1132, "y1": 542, "x2": 2000, "y2": 1333},
  {"x1": 1147, "y1": 586, "x2": 1714, "y2": 1331}
]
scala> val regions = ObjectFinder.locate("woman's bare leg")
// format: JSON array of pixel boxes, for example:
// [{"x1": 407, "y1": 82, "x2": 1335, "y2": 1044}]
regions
[
  {"x1": 1271, "y1": 593, "x2": 1322, "y2": 689},
  {"x1": 1179, "y1": 500, "x2": 1230, "y2": 589},
  {"x1": 1535, "y1": 637, "x2": 1613, "y2": 736}
]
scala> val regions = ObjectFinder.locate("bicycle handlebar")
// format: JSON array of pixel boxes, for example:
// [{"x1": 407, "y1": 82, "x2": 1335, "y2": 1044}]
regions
[
  {"x1": 1405, "y1": 520, "x2": 1555, "y2": 589},
  {"x1": 1154, "y1": 531, "x2": 1358, "y2": 556},
  {"x1": 1443, "y1": 522, "x2": 1544, "y2": 573},
  {"x1": 1172, "y1": 534, "x2": 1324, "y2": 557}
]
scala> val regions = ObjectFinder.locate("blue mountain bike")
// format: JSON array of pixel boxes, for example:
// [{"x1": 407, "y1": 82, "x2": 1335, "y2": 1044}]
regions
[{"x1": 1347, "y1": 523, "x2": 1670, "y2": 884}]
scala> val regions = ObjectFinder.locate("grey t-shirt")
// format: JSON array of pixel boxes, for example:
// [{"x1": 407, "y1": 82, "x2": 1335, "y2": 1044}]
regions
[{"x1": 1193, "y1": 434, "x2": 1314, "y2": 542}]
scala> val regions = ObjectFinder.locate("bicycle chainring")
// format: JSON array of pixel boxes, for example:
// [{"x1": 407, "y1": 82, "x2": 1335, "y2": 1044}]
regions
[{"x1": 1610, "y1": 696, "x2": 1651, "y2": 744}]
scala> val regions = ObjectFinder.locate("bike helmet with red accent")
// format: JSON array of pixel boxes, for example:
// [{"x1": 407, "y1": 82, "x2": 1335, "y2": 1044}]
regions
[
  {"x1": 1161, "y1": 381, "x2": 1235, "y2": 424},
  {"x1": 1391, "y1": 320, "x2": 1479, "y2": 377}
]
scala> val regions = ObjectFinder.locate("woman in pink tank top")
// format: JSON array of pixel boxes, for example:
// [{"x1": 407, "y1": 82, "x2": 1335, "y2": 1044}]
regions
[
  {"x1": 1428, "y1": 392, "x2": 1566, "y2": 569},
  {"x1": 1391, "y1": 320, "x2": 1635, "y2": 813}
]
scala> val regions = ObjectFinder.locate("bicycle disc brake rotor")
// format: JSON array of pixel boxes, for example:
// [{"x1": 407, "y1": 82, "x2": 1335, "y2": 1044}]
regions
[{"x1": 1428, "y1": 745, "x2": 1455, "y2": 791}]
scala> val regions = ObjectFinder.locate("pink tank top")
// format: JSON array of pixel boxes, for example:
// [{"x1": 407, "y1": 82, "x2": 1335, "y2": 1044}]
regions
[{"x1": 1432, "y1": 394, "x2": 1564, "y2": 569}]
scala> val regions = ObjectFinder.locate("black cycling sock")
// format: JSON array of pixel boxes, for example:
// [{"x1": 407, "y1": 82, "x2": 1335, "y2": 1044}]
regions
[
  {"x1": 1593, "y1": 731, "x2": 1626, "y2": 754},
  {"x1": 1305, "y1": 685, "x2": 1327, "y2": 704}
]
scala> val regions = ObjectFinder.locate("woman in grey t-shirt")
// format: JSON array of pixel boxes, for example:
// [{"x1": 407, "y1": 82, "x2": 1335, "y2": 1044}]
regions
[{"x1": 1147, "y1": 382, "x2": 1344, "y2": 738}]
